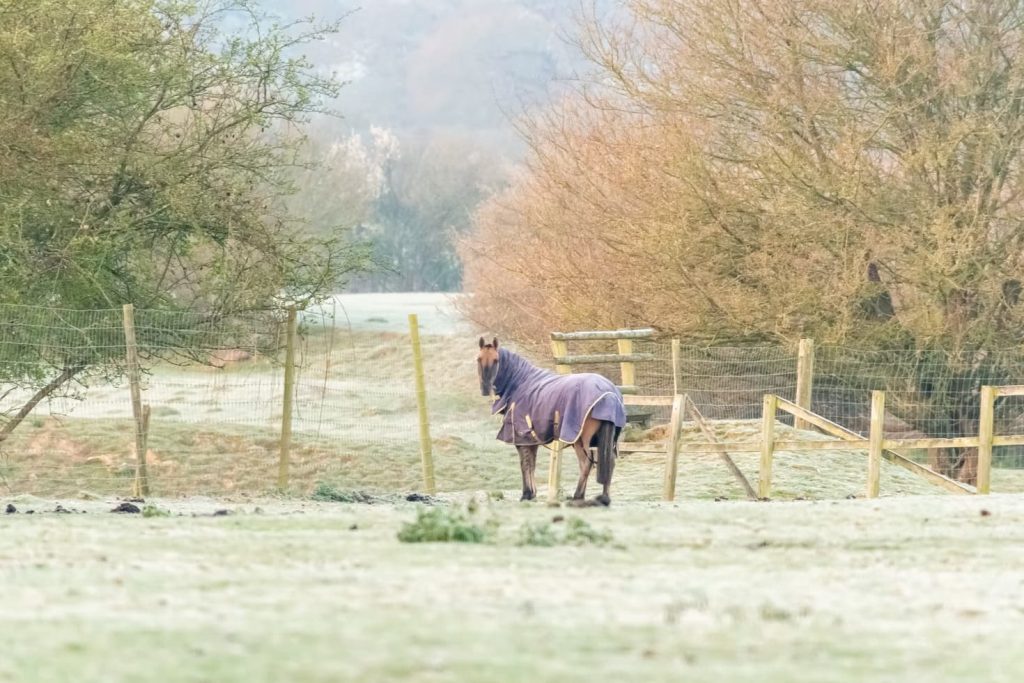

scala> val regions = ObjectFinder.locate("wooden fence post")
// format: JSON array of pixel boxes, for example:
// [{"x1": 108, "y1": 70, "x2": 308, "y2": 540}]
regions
[
  {"x1": 867, "y1": 390, "x2": 885, "y2": 498},
  {"x1": 122, "y1": 304, "x2": 150, "y2": 496},
  {"x1": 662, "y1": 394, "x2": 684, "y2": 501},
  {"x1": 409, "y1": 314, "x2": 436, "y2": 495},
  {"x1": 977, "y1": 385, "x2": 996, "y2": 495},
  {"x1": 618, "y1": 338, "x2": 636, "y2": 391},
  {"x1": 547, "y1": 338, "x2": 570, "y2": 503},
  {"x1": 278, "y1": 307, "x2": 297, "y2": 491},
  {"x1": 794, "y1": 338, "x2": 815, "y2": 431},
  {"x1": 671, "y1": 338, "x2": 681, "y2": 396},
  {"x1": 140, "y1": 403, "x2": 151, "y2": 470},
  {"x1": 759, "y1": 394, "x2": 777, "y2": 499}
]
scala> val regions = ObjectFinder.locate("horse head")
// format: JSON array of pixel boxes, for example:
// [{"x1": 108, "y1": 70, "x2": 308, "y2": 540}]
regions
[{"x1": 477, "y1": 337, "x2": 500, "y2": 397}]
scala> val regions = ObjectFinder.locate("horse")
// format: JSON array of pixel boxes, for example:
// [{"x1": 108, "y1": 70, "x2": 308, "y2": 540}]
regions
[{"x1": 476, "y1": 337, "x2": 626, "y2": 505}]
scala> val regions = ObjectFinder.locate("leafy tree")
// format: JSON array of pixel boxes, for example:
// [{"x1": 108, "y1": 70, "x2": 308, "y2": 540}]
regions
[
  {"x1": 462, "y1": 0, "x2": 1024, "y2": 482},
  {"x1": 286, "y1": 130, "x2": 378, "y2": 242},
  {"x1": 0, "y1": 0, "x2": 368, "y2": 438}
]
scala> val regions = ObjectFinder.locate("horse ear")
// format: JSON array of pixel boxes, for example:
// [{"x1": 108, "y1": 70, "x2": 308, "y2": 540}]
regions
[
  {"x1": 479, "y1": 337, "x2": 485, "y2": 349},
  {"x1": 492, "y1": 338, "x2": 499, "y2": 349}
]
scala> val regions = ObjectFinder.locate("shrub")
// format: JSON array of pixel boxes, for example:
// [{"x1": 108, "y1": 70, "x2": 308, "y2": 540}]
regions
[
  {"x1": 312, "y1": 483, "x2": 377, "y2": 504},
  {"x1": 517, "y1": 517, "x2": 614, "y2": 547},
  {"x1": 397, "y1": 507, "x2": 493, "y2": 544},
  {"x1": 142, "y1": 504, "x2": 170, "y2": 518}
]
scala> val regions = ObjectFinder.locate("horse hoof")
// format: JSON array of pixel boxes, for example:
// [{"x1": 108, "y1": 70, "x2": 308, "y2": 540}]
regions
[
  {"x1": 520, "y1": 493, "x2": 536, "y2": 502},
  {"x1": 595, "y1": 494, "x2": 611, "y2": 506}
]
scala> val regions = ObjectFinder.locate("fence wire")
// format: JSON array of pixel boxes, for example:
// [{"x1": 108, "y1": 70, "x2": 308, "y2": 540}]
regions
[
  {"x1": 3, "y1": 304, "x2": 1024, "y2": 499},
  {"x1": 812, "y1": 346, "x2": 1024, "y2": 477}
]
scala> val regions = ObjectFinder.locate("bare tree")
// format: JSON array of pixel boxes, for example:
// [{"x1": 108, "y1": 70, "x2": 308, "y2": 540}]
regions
[{"x1": 461, "y1": 0, "x2": 1024, "y2": 482}]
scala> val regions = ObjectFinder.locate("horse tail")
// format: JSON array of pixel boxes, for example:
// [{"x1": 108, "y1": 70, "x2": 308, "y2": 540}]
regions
[{"x1": 596, "y1": 420, "x2": 617, "y2": 486}]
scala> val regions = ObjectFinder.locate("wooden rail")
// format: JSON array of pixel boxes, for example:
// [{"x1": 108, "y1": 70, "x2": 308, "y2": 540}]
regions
[
  {"x1": 774, "y1": 396, "x2": 974, "y2": 496},
  {"x1": 681, "y1": 434, "x2": 1024, "y2": 452},
  {"x1": 547, "y1": 332, "x2": 1024, "y2": 501},
  {"x1": 684, "y1": 396, "x2": 758, "y2": 500},
  {"x1": 623, "y1": 395, "x2": 677, "y2": 406},
  {"x1": 552, "y1": 353, "x2": 656, "y2": 365},
  {"x1": 621, "y1": 386, "x2": 1010, "y2": 499},
  {"x1": 550, "y1": 329, "x2": 656, "y2": 341}
]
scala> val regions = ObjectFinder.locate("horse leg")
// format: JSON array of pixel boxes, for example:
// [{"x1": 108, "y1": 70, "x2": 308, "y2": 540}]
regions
[
  {"x1": 571, "y1": 417, "x2": 599, "y2": 500},
  {"x1": 517, "y1": 445, "x2": 538, "y2": 501},
  {"x1": 571, "y1": 440, "x2": 593, "y2": 500},
  {"x1": 595, "y1": 421, "x2": 616, "y2": 507}
]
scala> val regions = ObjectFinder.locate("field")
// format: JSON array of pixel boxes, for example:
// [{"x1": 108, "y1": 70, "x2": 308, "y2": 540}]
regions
[
  {"x1": 3, "y1": 493, "x2": 1024, "y2": 682},
  {"x1": 5, "y1": 293, "x2": 1024, "y2": 681}
]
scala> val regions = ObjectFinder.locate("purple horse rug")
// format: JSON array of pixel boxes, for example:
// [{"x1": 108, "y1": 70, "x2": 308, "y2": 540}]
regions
[{"x1": 491, "y1": 348, "x2": 626, "y2": 446}]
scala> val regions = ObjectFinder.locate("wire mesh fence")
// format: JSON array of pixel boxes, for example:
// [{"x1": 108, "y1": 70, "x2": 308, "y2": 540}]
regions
[
  {"x1": 806, "y1": 346, "x2": 1024, "y2": 489},
  {"x1": 525, "y1": 335, "x2": 1024, "y2": 495},
  {"x1": 0, "y1": 302, "x2": 514, "y2": 498},
  {"x1": 4, "y1": 302, "x2": 1024, "y2": 499}
]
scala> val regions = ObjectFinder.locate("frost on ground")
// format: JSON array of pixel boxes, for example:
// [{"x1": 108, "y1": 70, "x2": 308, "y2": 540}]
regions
[{"x1": 2, "y1": 493, "x2": 1024, "y2": 683}]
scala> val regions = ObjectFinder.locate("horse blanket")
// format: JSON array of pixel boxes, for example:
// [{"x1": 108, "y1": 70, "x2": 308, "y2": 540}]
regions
[{"x1": 491, "y1": 348, "x2": 626, "y2": 446}]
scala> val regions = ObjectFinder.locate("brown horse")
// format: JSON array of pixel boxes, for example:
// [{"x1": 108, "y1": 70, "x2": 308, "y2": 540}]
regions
[{"x1": 477, "y1": 337, "x2": 624, "y2": 505}]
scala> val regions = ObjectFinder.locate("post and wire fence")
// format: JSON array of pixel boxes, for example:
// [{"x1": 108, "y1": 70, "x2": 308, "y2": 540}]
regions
[
  {"x1": 0, "y1": 302, "x2": 467, "y2": 498},
  {"x1": 538, "y1": 334, "x2": 1024, "y2": 500},
  {"x1": 3, "y1": 303, "x2": 1024, "y2": 500}
]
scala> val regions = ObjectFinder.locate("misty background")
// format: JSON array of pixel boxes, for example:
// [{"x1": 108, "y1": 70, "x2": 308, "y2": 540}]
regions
[{"x1": 263, "y1": 0, "x2": 606, "y2": 292}]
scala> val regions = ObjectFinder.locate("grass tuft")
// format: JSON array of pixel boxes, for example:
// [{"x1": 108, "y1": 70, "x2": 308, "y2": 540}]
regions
[
  {"x1": 141, "y1": 504, "x2": 171, "y2": 518},
  {"x1": 397, "y1": 506, "x2": 495, "y2": 544},
  {"x1": 311, "y1": 482, "x2": 379, "y2": 504},
  {"x1": 518, "y1": 517, "x2": 614, "y2": 547}
]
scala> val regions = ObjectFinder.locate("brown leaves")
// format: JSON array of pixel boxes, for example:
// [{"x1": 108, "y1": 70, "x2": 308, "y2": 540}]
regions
[{"x1": 461, "y1": 0, "x2": 1024, "y2": 350}]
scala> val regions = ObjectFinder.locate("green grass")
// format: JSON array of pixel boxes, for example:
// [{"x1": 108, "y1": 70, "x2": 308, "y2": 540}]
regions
[
  {"x1": 396, "y1": 506, "x2": 495, "y2": 543},
  {"x1": 2, "y1": 494, "x2": 1024, "y2": 682},
  {"x1": 517, "y1": 516, "x2": 615, "y2": 547}
]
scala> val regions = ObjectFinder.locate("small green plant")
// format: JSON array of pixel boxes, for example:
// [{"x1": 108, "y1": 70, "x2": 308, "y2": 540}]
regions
[
  {"x1": 518, "y1": 521, "x2": 558, "y2": 547},
  {"x1": 397, "y1": 507, "x2": 494, "y2": 544},
  {"x1": 517, "y1": 517, "x2": 614, "y2": 547},
  {"x1": 142, "y1": 504, "x2": 170, "y2": 518},
  {"x1": 563, "y1": 517, "x2": 614, "y2": 546},
  {"x1": 311, "y1": 482, "x2": 376, "y2": 504}
]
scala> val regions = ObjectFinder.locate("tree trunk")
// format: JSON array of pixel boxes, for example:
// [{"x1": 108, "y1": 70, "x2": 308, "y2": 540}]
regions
[{"x1": 0, "y1": 364, "x2": 85, "y2": 444}]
